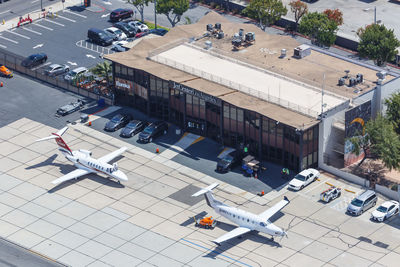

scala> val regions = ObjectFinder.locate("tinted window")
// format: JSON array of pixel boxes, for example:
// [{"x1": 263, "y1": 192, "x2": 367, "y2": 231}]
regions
[
  {"x1": 351, "y1": 199, "x2": 363, "y2": 207},
  {"x1": 294, "y1": 174, "x2": 306, "y2": 181},
  {"x1": 111, "y1": 115, "x2": 123, "y2": 122}
]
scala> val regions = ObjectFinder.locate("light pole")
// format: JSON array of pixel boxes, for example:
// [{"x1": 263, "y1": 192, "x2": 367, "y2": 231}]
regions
[{"x1": 154, "y1": 0, "x2": 157, "y2": 29}]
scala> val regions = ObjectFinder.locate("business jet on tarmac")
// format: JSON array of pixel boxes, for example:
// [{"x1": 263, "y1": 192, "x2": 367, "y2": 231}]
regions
[
  {"x1": 192, "y1": 183, "x2": 289, "y2": 245},
  {"x1": 35, "y1": 126, "x2": 128, "y2": 185}
]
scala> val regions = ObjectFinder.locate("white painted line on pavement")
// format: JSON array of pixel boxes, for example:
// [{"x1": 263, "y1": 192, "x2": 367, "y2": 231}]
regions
[
  {"x1": 44, "y1": 19, "x2": 64, "y2": 27},
  {"x1": 32, "y1": 23, "x2": 53, "y2": 31},
  {"x1": 0, "y1": 44, "x2": 7, "y2": 49},
  {"x1": 5, "y1": 30, "x2": 31, "y2": 39},
  {"x1": 31, "y1": 0, "x2": 39, "y2": 3},
  {"x1": 63, "y1": 10, "x2": 87, "y2": 18},
  {"x1": 0, "y1": 35, "x2": 18, "y2": 44},
  {"x1": 0, "y1": 10, "x2": 10, "y2": 15},
  {"x1": 22, "y1": 27, "x2": 42, "y2": 35},
  {"x1": 56, "y1": 15, "x2": 76, "y2": 23}
]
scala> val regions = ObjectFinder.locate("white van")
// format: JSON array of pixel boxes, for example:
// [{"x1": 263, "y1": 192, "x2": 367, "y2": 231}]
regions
[{"x1": 64, "y1": 67, "x2": 88, "y2": 81}]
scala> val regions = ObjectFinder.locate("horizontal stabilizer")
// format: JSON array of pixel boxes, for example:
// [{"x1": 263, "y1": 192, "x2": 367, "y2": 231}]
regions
[
  {"x1": 192, "y1": 182, "x2": 219, "y2": 197},
  {"x1": 35, "y1": 126, "x2": 69, "y2": 142}
]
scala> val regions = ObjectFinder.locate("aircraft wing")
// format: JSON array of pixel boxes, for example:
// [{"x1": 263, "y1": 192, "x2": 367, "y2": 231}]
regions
[
  {"x1": 258, "y1": 196, "x2": 290, "y2": 221},
  {"x1": 51, "y1": 168, "x2": 91, "y2": 185},
  {"x1": 98, "y1": 147, "x2": 127, "y2": 164},
  {"x1": 212, "y1": 227, "x2": 252, "y2": 245}
]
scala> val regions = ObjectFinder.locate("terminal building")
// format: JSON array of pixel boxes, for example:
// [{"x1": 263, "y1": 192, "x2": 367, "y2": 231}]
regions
[{"x1": 106, "y1": 12, "x2": 400, "y2": 173}]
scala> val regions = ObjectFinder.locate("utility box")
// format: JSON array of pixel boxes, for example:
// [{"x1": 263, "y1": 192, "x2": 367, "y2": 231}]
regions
[{"x1": 293, "y1": 44, "x2": 311, "y2": 59}]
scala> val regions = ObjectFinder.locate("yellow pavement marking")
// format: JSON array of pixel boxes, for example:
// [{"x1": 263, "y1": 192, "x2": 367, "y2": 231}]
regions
[
  {"x1": 325, "y1": 182, "x2": 334, "y2": 186},
  {"x1": 218, "y1": 147, "x2": 229, "y2": 157},
  {"x1": 344, "y1": 189, "x2": 356, "y2": 194},
  {"x1": 191, "y1": 136, "x2": 205, "y2": 145},
  {"x1": 28, "y1": 249, "x2": 59, "y2": 264}
]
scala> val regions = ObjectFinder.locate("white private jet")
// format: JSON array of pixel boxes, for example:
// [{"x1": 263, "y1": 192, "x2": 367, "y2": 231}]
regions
[
  {"x1": 192, "y1": 183, "x2": 289, "y2": 245},
  {"x1": 35, "y1": 126, "x2": 128, "y2": 185}
]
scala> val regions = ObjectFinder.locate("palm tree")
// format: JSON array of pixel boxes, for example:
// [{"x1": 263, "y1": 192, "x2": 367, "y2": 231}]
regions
[{"x1": 92, "y1": 61, "x2": 113, "y2": 97}]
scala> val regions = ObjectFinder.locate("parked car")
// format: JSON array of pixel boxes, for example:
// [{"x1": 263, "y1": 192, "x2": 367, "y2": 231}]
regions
[
  {"x1": 112, "y1": 40, "x2": 129, "y2": 52},
  {"x1": 288, "y1": 168, "x2": 320, "y2": 191},
  {"x1": 104, "y1": 27, "x2": 127, "y2": 41},
  {"x1": 149, "y1": 28, "x2": 168, "y2": 36},
  {"x1": 21, "y1": 53, "x2": 47, "y2": 68},
  {"x1": 113, "y1": 21, "x2": 137, "y2": 37},
  {"x1": 120, "y1": 120, "x2": 148, "y2": 138},
  {"x1": 44, "y1": 64, "x2": 69, "y2": 77},
  {"x1": 64, "y1": 67, "x2": 88, "y2": 81},
  {"x1": 109, "y1": 8, "x2": 133, "y2": 22},
  {"x1": 127, "y1": 20, "x2": 149, "y2": 33},
  {"x1": 320, "y1": 186, "x2": 341, "y2": 203},
  {"x1": 216, "y1": 151, "x2": 242, "y2": 173},
  {"x1": 347, "y1": 190, "x2": 377, "y2": 216},
  {"x1": 87, "y1": 28, "x2": 113, "y2": 46},
  {"x1": 0, "y1": 65, "x2": 13, "y2": 78},
  {"x1": 104, "y1": 114, "x2": 133, "y2": 132},
  {"x1": 135, "y1": 31, "x2": 149, "y2": 39},
  {"x1": 138, "y1": 121, "x2": 168, "y2": 143},
  {"x1": 371, "y1": 200, "x2": 399, "y2": 222},
  {"x1": 56, "y1": 99, "x2": 85, "y2": 116}
]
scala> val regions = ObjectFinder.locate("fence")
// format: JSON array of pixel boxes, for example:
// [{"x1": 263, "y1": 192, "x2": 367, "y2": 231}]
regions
[{"x1": 0, "y1": 48, "x2": 113, "y2": 105}]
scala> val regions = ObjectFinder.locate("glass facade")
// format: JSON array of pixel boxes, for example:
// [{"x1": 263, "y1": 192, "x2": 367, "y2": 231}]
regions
[{"x1": 113, "y1": 63, "x2": 319, "y2": 172}]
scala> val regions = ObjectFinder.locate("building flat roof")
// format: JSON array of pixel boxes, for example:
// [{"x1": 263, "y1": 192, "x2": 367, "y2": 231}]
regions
[{"x1": 106, "y1": 11, "x2": 392, "y2": 129}]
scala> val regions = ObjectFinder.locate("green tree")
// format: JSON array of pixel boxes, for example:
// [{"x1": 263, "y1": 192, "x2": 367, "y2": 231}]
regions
[
  {"x1": 385, "y1": 92, "x2": 400, "y2": 135},
  {"x1": 126, "y1": 0, "x2": 151, "y2": 23},
  {"x1": 92, "y1": 61, "x2": 112, "y2": 91},
  {"x1": 348, "y1": 116, "x2": 400, "y2": 170},
  {"x1": 357, "y1": 24, "x2": 400, "y2": 67},
  {"x1": 289, "y1": 0, "x2": 308, "y2": 31},
  {"x1": 156, "y1": 0, "x2": 190, "y2": 27},
  {"x1": 243, "y1": 0, "x2": 287, "y2": 30},
  {"x1": 299, "y1": 12, "x2": 338, "y2": 47}
]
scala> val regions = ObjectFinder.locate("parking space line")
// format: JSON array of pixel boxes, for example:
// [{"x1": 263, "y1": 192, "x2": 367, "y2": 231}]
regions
[
  {"x1": 63, "y1": 10, "x2": 87, "y2": 18},
  {"x1": 31, "y1": 0, "x2": 39, "y2": 3},
  {"x1": 0, "y1": 44, "x2": 6, "y2": 49},
  {"x1": 304, "y1": 178, "x2": 331, "y2": 194},
  {"x1": 0, "y1": 35, "x2": 18, "y2": 44},
  {"x1": 0, "y1": 10, "x2": 10, "y2": 15},
  {"x1": 22, "y1": 28, "x2": 42, "y2": 35},
  {"x1": 31, "y1": 62, "x2": 51, "y2": 71},
  {"x1": 44, "y1": 19, "x2": 64, "y2": 27},
  {"x1": 5, "y1": 30, "x2": 31, "y2": 39},
  {"x1": 32, "y1": 23, "x2": 53, "y2": 31},
  {"x1": 56, "y1": 15, "x2": 76, "y2": 23}
]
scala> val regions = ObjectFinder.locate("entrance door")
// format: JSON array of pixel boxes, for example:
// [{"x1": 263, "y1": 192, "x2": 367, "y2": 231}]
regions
[{"x1": 186, "y1": 117, "x2": 205, "y2": 136}]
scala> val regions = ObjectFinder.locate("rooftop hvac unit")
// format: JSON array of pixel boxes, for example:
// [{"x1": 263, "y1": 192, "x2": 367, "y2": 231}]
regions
[
  {"x1": 232, "y1": 38, "x2": 241, "y2": 47},
  {"x1": 338, "y1": 77, "x2": 345, "y2": 86},
  {"x1": 356, "y1": 73, "x2": 363, "y2": 84},
  {"x1": 349, "y1": 77, "x2": 356, "y2": 87},
  {"x1": 239, "y1": 29, "x2": 244, "y2": 38},
  {"x1": 293, "y1": 44, "x2": 311, "y2": 59},
  {"x1": 217, "y1": 31, "x2": 224, "y2": 39},
  {"x1": 376, "y1": 70, "x2": 387, "y2": 80},
  {"x1": 280, "y1": 48, "x2": 287, "y2": 58},
  {"x1": 206, "y1": 24, "x2": 213, "y2": 32},
  {"x1": 245, "y1": 32, "x2": 255, "y2": 42},
  {"x1": 205, "y1": 41, "x2": 212, "y2": 50},
  {"x1": 214, "y1": 23, "x2": 221, "y2": 30}
]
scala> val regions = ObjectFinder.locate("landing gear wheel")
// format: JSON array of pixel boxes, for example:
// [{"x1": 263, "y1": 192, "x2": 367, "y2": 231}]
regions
[{"x1": 300, "y1": 185, "x2": 304, "y2": 190}]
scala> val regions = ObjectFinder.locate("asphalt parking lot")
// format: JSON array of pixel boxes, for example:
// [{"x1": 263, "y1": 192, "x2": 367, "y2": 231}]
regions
[
  {"x1": 0, "y1": 117, "x2": 400, "y2": 267},
  {"x1": 0, "y1": 5, "x2": 117, "y2": 70}
]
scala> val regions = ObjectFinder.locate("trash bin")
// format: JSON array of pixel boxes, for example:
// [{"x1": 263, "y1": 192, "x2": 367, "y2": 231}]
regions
[{"x1": 80, "y1": 114, "x2": 89, "y2": 123}]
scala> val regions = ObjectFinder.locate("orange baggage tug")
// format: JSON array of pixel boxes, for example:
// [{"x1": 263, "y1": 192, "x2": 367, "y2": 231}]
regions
[
  {"x1": 194, "y1": 216, "x2": 217, "y2": 229},
  {"x1": 0, "y1": 65, "x2": 13, "y2": 78}
]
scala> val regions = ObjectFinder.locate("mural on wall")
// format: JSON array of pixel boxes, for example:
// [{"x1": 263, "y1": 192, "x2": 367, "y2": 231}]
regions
[{"x1": 344, "y1": 100, "x2": 372, "y2": 167}]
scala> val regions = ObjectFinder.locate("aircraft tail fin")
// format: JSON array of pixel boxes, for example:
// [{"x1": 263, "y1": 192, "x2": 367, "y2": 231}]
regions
[
  {"x1": 192, "y1": 183, "x2": 219, "y2": 197},
  {"x1": 36, "y1": 126, "x2": 72, "y2": 155},
  {"x1": 192, "y1": 183, "x2": 220, "y2": 208}
]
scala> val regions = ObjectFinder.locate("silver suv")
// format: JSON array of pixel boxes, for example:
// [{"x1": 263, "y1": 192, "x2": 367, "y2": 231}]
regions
[{"x1": 347, "y1": 190, "x2": 377, "y2": 216}]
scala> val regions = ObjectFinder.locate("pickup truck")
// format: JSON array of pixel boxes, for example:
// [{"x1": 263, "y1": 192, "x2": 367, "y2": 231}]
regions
[
  {"x1": 320, "y1": 186, "x2": 341, "y2": 203},
  {"x1": 56, "y1": 99, "x2": 85, "y2": 116}
]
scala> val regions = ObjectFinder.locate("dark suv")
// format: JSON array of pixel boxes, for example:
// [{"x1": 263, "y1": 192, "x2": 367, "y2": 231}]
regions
[
  {"x1": 138, "y1": 121, "x2": 168, "y2": 143},
  {"x1": 104, "y1": 114, "x2": 133, "y2": 132},
  {"x1": 21, "y1": 53, "x2": 47, "y2": 68},
  {"x1": 110, "y1": 8, "x2": 133, "y2": 22},
  {"x1": 88, "y1": 28, "x2": 113, "y2": 46}
]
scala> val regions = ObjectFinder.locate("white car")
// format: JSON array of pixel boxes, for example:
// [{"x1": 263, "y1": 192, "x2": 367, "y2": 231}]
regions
[
  {"x1": 104, "y1": 27, "x2": 127, "y2": 41},
  {"x1": 288, "y1": 168, "x2": 320, "y2": 191},
  {"x1": 371, "y1": 200, "x2": 399, "y2": 222},
  {"x1": 127, "y1": 20, "x2": 149, "y2": 33},
  {"x1": 112, "y1": 40, "x2": 129, "y2": 52},
  {"x1": 64, "y1": 67, "x2": 88, "y2": 81}
]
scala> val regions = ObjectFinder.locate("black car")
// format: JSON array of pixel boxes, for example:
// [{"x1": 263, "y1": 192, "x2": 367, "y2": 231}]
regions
[
  {"x1": 216, "y1": 151, "x2": 243, "y2": 173},
  {"x1": 88, "y1": 28, "x2": 114, "y2": 46},
  {"x1": 149, "y1": 28, "x2": 169, "y2": 36},
  {"x1": 113, "y1": 22, "x2": 137, "y2": 37},
  {"x1": 21, "y1": 53, "x2": 47, "y2": 68},
  {"x1": 138, "y1": 121, "x2": 168, "y2": 143},
  {"x1": 110, "y1": 8, "x2": 133, "y2": 22},
  {"x1": 120, "y1": 120, "x2": 148, "y2": 138},
  {"x1": 104, "y1": 114, "x2": 133, "y2": 132}
]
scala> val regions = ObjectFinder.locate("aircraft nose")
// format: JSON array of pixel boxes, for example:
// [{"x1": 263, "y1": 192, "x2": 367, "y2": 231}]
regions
[{"x1": 119, "y1": 171, "x2": 128, "y2": 181}]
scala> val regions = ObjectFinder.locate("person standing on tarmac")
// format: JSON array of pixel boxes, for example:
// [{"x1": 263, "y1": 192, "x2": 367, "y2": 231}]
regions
[{"x1": 281, "y1": 168, "x2": 290, "y2": 180}]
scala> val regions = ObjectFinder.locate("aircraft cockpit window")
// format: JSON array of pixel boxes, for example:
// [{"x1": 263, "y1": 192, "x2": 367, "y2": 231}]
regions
[{"x1": 260, "y1": 222, "x2": 266, "y2": 227}]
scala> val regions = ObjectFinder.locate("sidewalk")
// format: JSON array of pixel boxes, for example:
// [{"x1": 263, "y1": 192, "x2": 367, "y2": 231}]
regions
[{"x1": 0, "y1": 0, "x2": 82, "y2": 32}]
